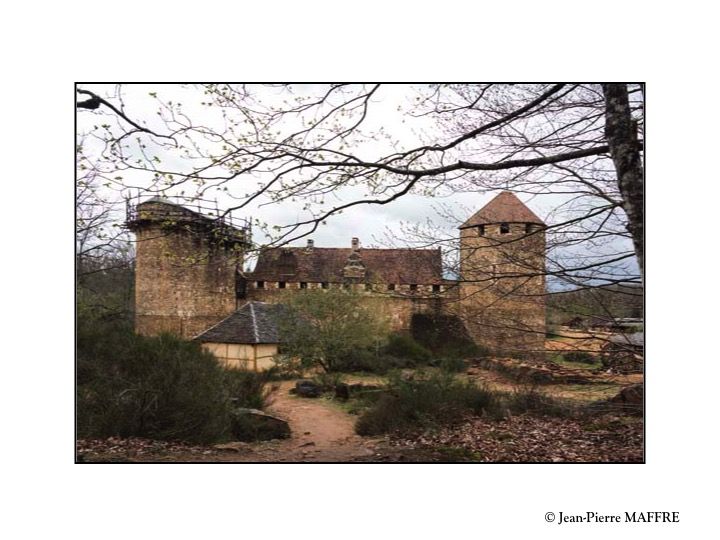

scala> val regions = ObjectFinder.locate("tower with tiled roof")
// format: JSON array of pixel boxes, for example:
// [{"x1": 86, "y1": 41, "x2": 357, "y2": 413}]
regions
[{"x1": 456, "y1": 191, "x2": 547, "y2": 356}]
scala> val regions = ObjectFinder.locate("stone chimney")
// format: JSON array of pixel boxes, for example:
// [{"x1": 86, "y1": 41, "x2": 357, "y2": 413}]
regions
[
  {"x1": 307, "y1": 239, "x2": 314, "y2": 249},
  {"x1": 351, "y1": 237, "x2": 360, "y2": 250}
]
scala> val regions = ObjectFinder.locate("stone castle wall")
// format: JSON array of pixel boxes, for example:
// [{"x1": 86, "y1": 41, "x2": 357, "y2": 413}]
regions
[
  {"x1": 130, "y1": 200, "x2": 547, "y2": 357},
  {"x1": 131, "y1": 201, "x2": 244, "y2": 339},
  {"x1": 246, "y1": 281, "x2": 445, "y2": 331},
  {"x1": 456, "y1": 222, "x2": 546, "y2": 356}
]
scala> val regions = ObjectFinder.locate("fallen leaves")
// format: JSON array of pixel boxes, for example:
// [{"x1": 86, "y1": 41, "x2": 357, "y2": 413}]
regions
[
  {"x1": 76, "y1": 437, "x2": 221, "y2": 461},
  {"x1": 373, "y1": 413, "x2": 643, "y2": 463}
]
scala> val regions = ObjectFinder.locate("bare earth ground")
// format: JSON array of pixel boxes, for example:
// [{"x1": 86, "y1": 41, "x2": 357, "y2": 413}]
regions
[
  {"x1": 79, "y1": 380, "x2": 385, "y2": 462},
  {"x1": 232, "y1": 380, "x2": 382, "y2": 462},
  {"x1": 545, "y1": 329, "x2": 612, "y2": 353},
  {"x1": 78, "y1": 334, "x2": 643, "y2": 463}
]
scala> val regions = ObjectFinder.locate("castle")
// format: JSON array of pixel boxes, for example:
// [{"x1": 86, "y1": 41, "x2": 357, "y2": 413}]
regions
[{"x1": 127, "y1": 191, "x2": 547, "y2": 363}]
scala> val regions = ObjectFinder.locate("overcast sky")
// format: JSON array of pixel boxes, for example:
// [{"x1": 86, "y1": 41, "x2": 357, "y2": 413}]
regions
[
  {"x1": 76, "y1": 84, "x2": 635, "y2": 283},
  {"x1": 78, "y1": 85, "x2": 558, "y2": 239}
]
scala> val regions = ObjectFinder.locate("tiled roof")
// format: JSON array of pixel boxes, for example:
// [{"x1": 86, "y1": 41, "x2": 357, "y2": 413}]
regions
[
  {"x1": 249, "y1": 246, "x2": 443, "y2": 285},
  {"x1": 195, "y1": 302, "x2": 285, "y2": 344},
  {"x1": 460, "y1": 191, "x2": 545, "y2": 228}
]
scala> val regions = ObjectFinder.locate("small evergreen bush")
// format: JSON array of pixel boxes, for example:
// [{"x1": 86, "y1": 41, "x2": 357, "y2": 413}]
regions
[
  {"x1": 436, "y1": 356, "x2": 467, "y2": 373},
  {"x1": 382, "y1": 333, "x2": 432, "y2": 363},
  {"x1": 506, "y1": 386, "x2": 574, "y2": 417},
  {"x1": 77, "y1": 317, "x2": 271, "y2": 444},
  {"x1": 355, "y1": 371, "x2": 501, "y2": 435},
  {"x1": 336, "y1": 348, "x2": 416, "y2": 374},
  {"x1": 355, "y1": 376, "x2": 579, "y2": 436},
  {"x1": 564, "y1": 351, "x2": 596, "y2": 364}
]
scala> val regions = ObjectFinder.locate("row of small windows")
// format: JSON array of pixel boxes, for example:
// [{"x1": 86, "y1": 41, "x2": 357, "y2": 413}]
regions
[
  {"x1": 255, "y1": 281, "x2": 441, "y2": 292},
  {"x1": 478, "y1": 223, "x2": 537, "y2": 236}
]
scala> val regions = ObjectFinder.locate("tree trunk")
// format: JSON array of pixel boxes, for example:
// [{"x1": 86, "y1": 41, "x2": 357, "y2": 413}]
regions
[{"x1": 602, "y1": 84, "x2": 644, "y2": 282}]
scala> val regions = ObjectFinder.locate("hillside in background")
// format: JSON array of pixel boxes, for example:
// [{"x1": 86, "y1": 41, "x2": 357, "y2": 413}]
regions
[{"x1": 547, "y1": 284, "x2": 643, "y2": 327}]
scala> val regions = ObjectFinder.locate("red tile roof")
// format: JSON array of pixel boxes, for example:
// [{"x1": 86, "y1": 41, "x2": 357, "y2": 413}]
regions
[
  {"x1": 249, "y1": 246, "x2": 443, "y2": 285},
  {"x1": 460, "y1": 191, "x2": 545, "y2": 228}
]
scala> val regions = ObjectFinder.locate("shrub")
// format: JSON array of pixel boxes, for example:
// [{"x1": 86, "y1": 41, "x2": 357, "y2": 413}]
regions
[
  {"x1": 506, "y1": 386, "x2": 574, "y2": 417},
  {"x1": 383, "y1": 333, "x2": 432, "y2": 363},
  {"x1": 77, "y1": 317, "x2": 270, "y2": 444},
  {"x1": 272, "y1": 354, "x2": 305, "y2": 379},
  {"x1": 336, "y1": 348, "x2": 416, "y2": 374},
  {"x1": 436, "y1": 356, "x2": 467, "y2": 373},
  {"x1": 410, "y1": 313, "x2": 479, "y2": 359},
  {"x1": 313, "y1": 371, "x2": 345, "y2": 391},
  {"x1": 223, "y1": 368, "x2": 274, "y2": 410},
  {"x1": 564, "y1": 351, "x2": 596, "y2": 364},
  {"x1": 355, "y1": 375, "x2": 581, "y2": 436},
  {"x1": 355, "y1": 371, "x2": 500, "y2": 435},
  {"x1": 276, "y1": 288, "x2": 389, "y2": 372}
]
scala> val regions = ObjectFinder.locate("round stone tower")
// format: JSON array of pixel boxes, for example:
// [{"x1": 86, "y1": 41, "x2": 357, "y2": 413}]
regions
[
  {"x1": 126, "y1": 198, "x2": 249, "y2": 339},
  {"x1": 456, "y1": 191, "x2": 547, "y2": 357}
]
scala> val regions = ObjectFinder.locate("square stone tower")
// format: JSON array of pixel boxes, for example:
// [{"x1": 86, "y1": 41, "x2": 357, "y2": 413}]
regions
[
  {"x1": 126, "y1": 198, "x2": 250, "y2": 339},
  {"x1": 456, "y1": 191, "x2": 547, "y2": 357}
]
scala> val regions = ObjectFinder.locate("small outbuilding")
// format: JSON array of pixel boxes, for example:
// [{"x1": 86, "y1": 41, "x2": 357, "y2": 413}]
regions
[
  {"x1": 195, "y1": 301, "x2": 285, "y2": 371},
  {"x1": 601, "y1": 332, "x2": 644, "y2": 374}
]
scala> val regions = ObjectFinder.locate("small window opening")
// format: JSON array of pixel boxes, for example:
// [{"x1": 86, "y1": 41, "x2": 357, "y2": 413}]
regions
[
  {"x1": 388, "y1": 283, "x2": 396, "y2": 291},
  {"x1": 365, "y1": 283, "x2": 372, "y2": 291},
  {"x1": 300, "y1": 282, "x2": 307, "y2": 289},
  {"x1": 432, "y1": 284, "x2": 441, "y2": 293},
  {"x1": 256, "y1": 281, "x2": 265, "y2": 289},
  {"x1": 525, "y1": 223, "x2": 533, "y2": 234},
  {"x1": 410, "y1": 284, "x2": 418, "y2": 291},
  {"x1": 478, "y1": 224, "x2": 485, "y2": 236},
  {"x1": 500, "y1": 222, "x2": 510, "y2": 234},
  {"x1": 279, "y1": 281, "x2": 286, "y2": 289},
  {"x1": 321, "y1": 282, "x2": 329, "y2": 289},
  {"x1": 343, "y1": 283, "x2": 351, "y2": 290}
]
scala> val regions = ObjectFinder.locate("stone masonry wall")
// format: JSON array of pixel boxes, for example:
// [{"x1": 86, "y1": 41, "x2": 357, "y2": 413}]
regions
[
  {"x1": 246, "y1": 282, "x2": 443, "y2": 332},
  {"x1": 456, "y1": 222, "x2": 546, "y2": 356},
  {"x1": 132, "y1": 202, "x2": 244, "y2": 339}
]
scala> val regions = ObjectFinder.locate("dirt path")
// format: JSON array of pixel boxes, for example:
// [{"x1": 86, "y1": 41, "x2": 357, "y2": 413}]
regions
[
  {"x1": 225, "y1": 380, "x2": 380, "y2": 462},
  {"x1": 80, "y1": 380, "x2": 384, "y2": 463}
]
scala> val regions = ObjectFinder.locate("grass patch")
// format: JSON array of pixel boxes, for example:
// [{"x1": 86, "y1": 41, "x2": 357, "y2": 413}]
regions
[{"x1": 551, "y1": 353, "x2": 602, "y2": 371}]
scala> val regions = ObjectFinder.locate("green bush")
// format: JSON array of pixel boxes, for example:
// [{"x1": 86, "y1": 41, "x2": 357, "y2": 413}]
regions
[
  {"x1": 435, "y1": 357, "x2": 467, "y2": 373},
  {"x1": 355, "y1": 375, "x2": 580, "y2": 436},
  {"x1": 382, "y1": 333, "x2": 432, "y2": 363},
  {"x1": 276, "y1": 288, "x2": 389, "y2": 372},
  {"x1": 312, "y1": 371, "x2": 345, "y2": 390},
  {"x1": 410, "y1": 313, "x2": 480, "y2": 359},
  {"x1": 77, "y1": 317, "x2": 270, "y2": 444},
  {"x1": 336, "y1": 348, "x2": 416, "y2": 374},
  {"x1": 506, "y1": 386, "x2": 574, "y2": 417},
  {"x1": 223, "y1": 368, "x2": 274, "y2": 410},
  {"x1": 564, "y1": 351, "x2": 596, "y2": 364},
  {"x1": 355, "y1": 371, "x2": 500, "y2": 435}
]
